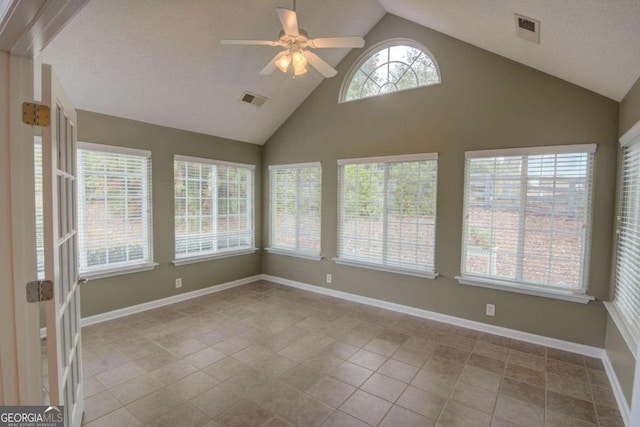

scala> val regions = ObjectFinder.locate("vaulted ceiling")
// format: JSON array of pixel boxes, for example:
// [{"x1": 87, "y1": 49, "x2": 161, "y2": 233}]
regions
[{"x1": 35, "y1": 0, "x2": 640, "y2": 145}]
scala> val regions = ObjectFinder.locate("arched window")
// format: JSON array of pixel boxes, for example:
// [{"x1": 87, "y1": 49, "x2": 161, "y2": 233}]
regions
[{"x1": 340, "y1": 39, "x2": 441, "y2": 103}]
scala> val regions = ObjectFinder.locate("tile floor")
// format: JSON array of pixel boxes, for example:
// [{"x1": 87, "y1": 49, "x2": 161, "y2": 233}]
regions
[{"x1": 77, "y1": 280, "x2": 624, "y2": 427}]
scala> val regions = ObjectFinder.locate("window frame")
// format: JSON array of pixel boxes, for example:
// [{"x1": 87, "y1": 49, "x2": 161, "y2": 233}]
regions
[
  {"x1": 266, "y1": 162, "x2": 322, "y2": 260},
  {"x1": 335, "y1": 153, "x2": 439, "y2": 279},
  {"x1": 338, "y1": 38, "x2": 441, "y2": 104},
  {"x1": 456, "y1": 144, "x2": 597, "y2": 304},
  {"x1": 172, "y1": 154, "x2": 256, "y2": 265},
  {"x1": 605, "y1": 124, "x2": 640, "y2": 356},
  {"x1": 77, "y1": 142, "x2": 156, "y2": 279}
]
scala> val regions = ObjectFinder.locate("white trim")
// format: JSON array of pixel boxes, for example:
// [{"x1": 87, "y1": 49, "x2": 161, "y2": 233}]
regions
[
  {"x1": 172, "y1": 248, "x2": 259, "y2": 266},
  {"x1": 0, "y1": 0, "x2": 91, "y2": 58},
  {"x1": 262, "y1": 274, "x2": 603, "y2": 358},
  {"x1": 0, "y1": 0, "x2": 13, "y2": 25},
  {"x1": 80, "y1": 262, "x2": 159, "y2": 281},
  {"x1": 174, "y1": 154, "x2": 256, "y2": 170},
  {"x1": 604, "y1": 301, "x2": 638, "y2": 358},
  {"x1": 77, "y1": 141, "x2": 151, "y2": 158},
  {"x1": 631, "y1": 339, "x2": 640, "y2": 427},
  {"x1": 456, "y1": 276, "x2": 595, "y2": 304},
  {"x1": 620, "y1": 119, "x2": 640, "y2": 147},
  {"x1": 334, "y1": 258, "x2": 438, "y2": 280},
  {"x1": 40, "y1": 275, "x2": 262, "y2": 337},
  {"x1": 268, "y1": 162, "x2": 321, "y2": 170},
  {"x1": 1, "y1": 54, "x2": 41, "y2": 404},
  {"x1": 338, "y1": 152, "x2": 438, "y2": 165},
  {"x1": 602, "y1": 350, "x2": 632, "y2": 427},
  {"x1": 465, "y1": 143, "x2": 597, "y2": 159},
  {"x1": 265, "y1": 248, "x2": 322, "y2": 261}
]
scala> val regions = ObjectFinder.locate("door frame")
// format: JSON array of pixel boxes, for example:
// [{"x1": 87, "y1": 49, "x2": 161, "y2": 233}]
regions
[
  {"x1": 0, "y1": 52, "x2": 41, "y2": 404},
  {"x1": 0, "y1": 0, "x2": 91, "y2": 404}
]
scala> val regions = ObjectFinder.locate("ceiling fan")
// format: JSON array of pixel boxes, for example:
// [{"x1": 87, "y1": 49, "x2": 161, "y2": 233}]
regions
[{"x1": 220, "y1": 1, "x2": 365, "y2": 78}]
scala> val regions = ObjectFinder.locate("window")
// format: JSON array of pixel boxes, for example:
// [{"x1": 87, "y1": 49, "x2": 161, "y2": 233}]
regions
[
  {"x1": 77, "y1": 143, "x2": 154, "y2": 277},
  {"x1": 34, "y1": 138, "x2": 44, "y2": 280},
  {"x1": 458, "y1": 144, "x2": 596, "y2": 302},
  {"x1": 174, "y1": 155, "x2": 255, "y2": 263},
  {"x1": 610, "y1": 133, "x2": 640, "y2": 347},
  {"x1": 336, "y1": 153, "x2": 438, "y2": 278},
  {"x1": 340, "y1": 39, "x2": 440, "y2": 103},
  {"x1": 267, "y1": 163, "x2": 322, "y2": 259}
]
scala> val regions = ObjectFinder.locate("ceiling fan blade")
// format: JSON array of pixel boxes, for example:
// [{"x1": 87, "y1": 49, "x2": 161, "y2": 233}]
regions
[
  {"x1": 276, "y1": 8, "x2": 299, "y2": 36},
  {"x1": 260, "y1": 51, "x2": 287, "y2": 76},
  {"x1": 308, "y1": 37, "x2": 365, "y2": 49},
  {"x1": 304, "y1": 51, "x2": 337, "y2": 78},
  {"x1": 220, "y1": 39, "x2": 281, "y2": 46}
]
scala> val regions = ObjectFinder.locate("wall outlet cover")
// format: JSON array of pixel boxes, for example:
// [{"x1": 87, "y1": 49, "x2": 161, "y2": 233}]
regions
[{"x1": 486, "y1": 303, "x2": 495, "y2": 317}]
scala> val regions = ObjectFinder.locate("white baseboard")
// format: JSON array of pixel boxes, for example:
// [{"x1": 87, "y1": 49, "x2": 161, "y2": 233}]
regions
[
  {"x1": 40, "y1": 275, "x2": 261, "y2": 338},
  {"x1": 261, "y1": 274, "x2": 603, "y2": 358},
  {"x1": 602, "y1": 351, "x2": 631, "y2": 427}
]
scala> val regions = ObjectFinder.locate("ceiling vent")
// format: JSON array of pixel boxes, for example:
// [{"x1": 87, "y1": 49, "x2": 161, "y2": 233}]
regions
[
  {"x1": 240, "y1": 91, "x2": 267, "y2": 107},
  {"x1": 515, "y1": 14, "x2": 540, "y2": 44}
]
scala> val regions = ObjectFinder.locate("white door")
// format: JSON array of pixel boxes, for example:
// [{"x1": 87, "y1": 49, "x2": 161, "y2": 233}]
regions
[{"x1": 42, "y1": 63, "x2": 84, "y2": 427}]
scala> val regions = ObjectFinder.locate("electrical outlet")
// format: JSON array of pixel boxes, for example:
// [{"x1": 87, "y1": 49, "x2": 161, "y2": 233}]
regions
[
  {"x1": 326, "y1": 274, "x2": 332, "y2": 284},
  {"x1": 175, "y1": 278, "x2": 182, "y2": 289},
  {"x1": 486, "y1": 303, "x2": 495, "y2": 317}
]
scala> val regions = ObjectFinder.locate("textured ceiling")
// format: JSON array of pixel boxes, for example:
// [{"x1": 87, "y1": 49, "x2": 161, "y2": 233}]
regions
[
  {"x1": 36, "y1": 0, "x2": 640, "y2": 145},
  {"x1": 378, "y1": 0, "x2": 640, "y2": 102},
  {"x1": 35, "y1": 0, "x2": 386, "y2": 144}
]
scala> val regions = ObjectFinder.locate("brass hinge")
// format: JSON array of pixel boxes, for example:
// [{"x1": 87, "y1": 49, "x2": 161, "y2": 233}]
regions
[
  {"x1": 22, "y1": 102, "x2": 50, "y2": 127},
  {"x1": 26, "y1": 280, "x2": 54, "y2": 303}
]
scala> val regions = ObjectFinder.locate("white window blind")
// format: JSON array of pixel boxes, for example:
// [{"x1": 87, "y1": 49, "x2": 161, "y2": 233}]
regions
[
  {"x1": 269, "y1": 163, "x2": 322, "y2": 256},
  {"x1": 460, "y1": 144, "x2": 596, "y2": 293},
  {"x1": 34, "y1": 138, "x2": 44, "y2": 280},
  {"x1": 174, "y1": 155, "x2": 255, "y2": 260},
  {"x1": 613, "y1": 136, "x2": 640, "y2": 343},
  {"x1": 77, "y1": 143, "x2": 153, "y2": 275},
  {"x1": 337, "y1": 153, "x2": 438, "y2": 277}
]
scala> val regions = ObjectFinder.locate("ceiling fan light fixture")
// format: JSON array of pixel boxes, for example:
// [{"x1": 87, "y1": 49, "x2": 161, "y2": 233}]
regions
[
  {"x1": 292, "y1": 50, "x2": 308, "y2": 76},
  {"x1": 276, "y1": 53, "x2": 292, "y2": 73},
  {"x1": 292, "y1": 51, "x2": 306, "y2": 67},
  {"x1": 293, "y1": 63, "x2": 308, "y2": 76},
  {"x1": 222, "y1": 4, "x2": 363, "y2": 79}
]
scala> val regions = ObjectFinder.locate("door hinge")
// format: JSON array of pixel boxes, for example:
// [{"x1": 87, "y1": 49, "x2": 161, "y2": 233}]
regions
[
  {"x1": 26, "y1": 280, "x2": 54, "y2": 303},
  {"x1": 22, "y1": 102, "x2": 50, "y2": 127}
]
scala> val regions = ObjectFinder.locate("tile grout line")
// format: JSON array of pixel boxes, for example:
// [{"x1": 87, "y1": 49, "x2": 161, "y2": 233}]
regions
[
  {"x1": 484, "y1": 336, "x2": 508, "y2": 425},
  {"x1": 431, "y1": 330, "x2": 479, "y2": 425}
]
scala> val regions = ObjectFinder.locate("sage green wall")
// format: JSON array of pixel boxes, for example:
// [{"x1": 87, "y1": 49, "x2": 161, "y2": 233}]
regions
[
  {"x1": 77, "y1": 110, "x2": 262, "y2": 317},
  {"x1": 603, "y1": 73, "x2": 640, "y2": 408},
  {"x1": 262, "y1": 14, "x2": 619, "y2": 347},
  {"x1": 605, "y1": 316, "x2": 635, "y2": 407},
  {"x1": 620, "y1": 74, "x2": 640, "y2": 136}
]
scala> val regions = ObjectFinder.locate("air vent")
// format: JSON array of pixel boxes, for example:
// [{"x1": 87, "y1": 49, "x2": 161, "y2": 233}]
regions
[
  {"x1": 240, "y1": 91, "x2": 267, "y2": 107},
  {"x1": 515, "y1": 14, "x2": 540, "y2": 44}
]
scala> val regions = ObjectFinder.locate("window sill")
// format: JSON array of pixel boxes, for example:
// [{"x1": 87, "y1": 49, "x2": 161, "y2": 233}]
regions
[
  {"x1": 265, "y1": 248, "x2": 322, "y2": 261},
  {"x1": 603, "y1": 301, "x2": 638, "y2": 358},
  {"x1": 455, "y1": 275, "x2": 594, "y2": 304},
  {"x1": 333, "y1": 258, "x2": 438, "y2": 279},
  {"x1": 81, "y1": 262, "x2": 159, "y2": 281},
  {"x1": 172, "y1": 248, "x2": 258, "y2": 266}
]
